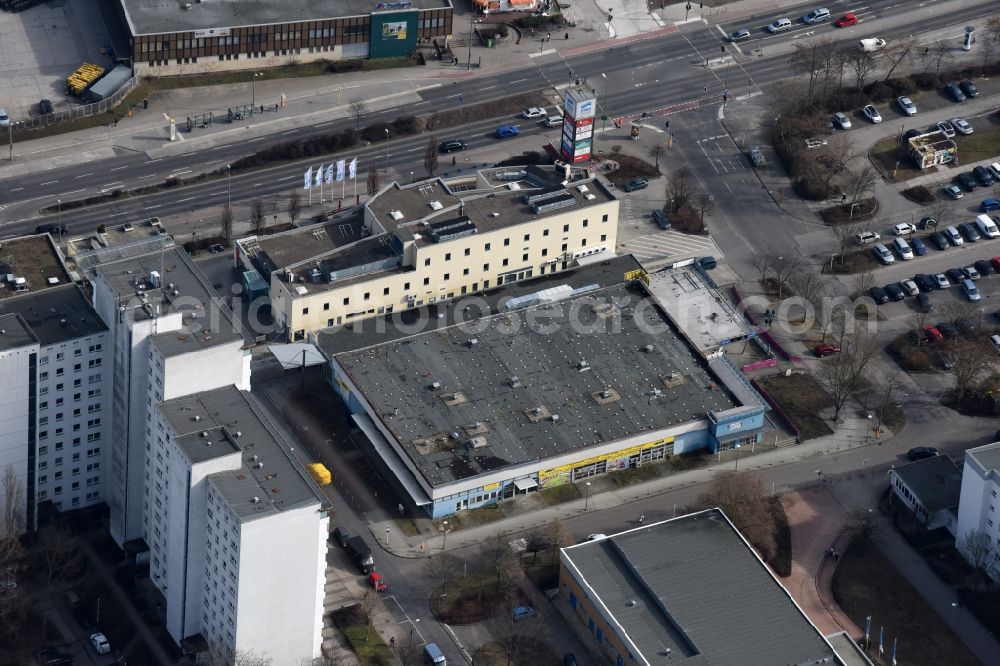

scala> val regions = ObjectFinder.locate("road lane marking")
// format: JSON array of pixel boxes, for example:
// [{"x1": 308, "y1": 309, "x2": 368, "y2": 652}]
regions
[
  {"x1": 40, "y1": 180, "x2": 58, "y2": 186},
  {"x1": 177, "y1": 197, "x2": 197, "y2": 203},
  {"x1": 110, "y1": 165, "x2": 130, "y2": 171},
  {"x1": 56, "y1": 189, "x2": 85, "y2": 197},
  {"x1": 9, "y1": 187, "x2": 22, "y2": 192},
  {"x1": 145, "y1": 205, "x2": 161, "y2": 210},
  {"x1": 101, "y1": 182, "x2": 123, "y2": 189}
]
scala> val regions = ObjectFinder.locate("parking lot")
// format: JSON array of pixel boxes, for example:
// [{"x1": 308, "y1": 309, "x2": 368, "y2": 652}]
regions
[{"x1": 0, "y1": 0, "x2": 114, "y2": 121}]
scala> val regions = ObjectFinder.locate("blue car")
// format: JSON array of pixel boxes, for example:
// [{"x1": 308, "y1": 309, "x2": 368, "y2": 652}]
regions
[
  {"x1": 910, "y1": 236, "x2": 927, "y2": 256},
  {"x1": 981, "y1": 198, "x2": 1000, "y2": 213},
  {"x1": 495, "y1": 125, "x2": 519, "y2": 139}
]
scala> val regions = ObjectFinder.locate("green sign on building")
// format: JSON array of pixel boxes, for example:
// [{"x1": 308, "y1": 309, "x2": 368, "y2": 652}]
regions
[{"x1": 369, "y1": 9, "x2": 418, "y2": 59}]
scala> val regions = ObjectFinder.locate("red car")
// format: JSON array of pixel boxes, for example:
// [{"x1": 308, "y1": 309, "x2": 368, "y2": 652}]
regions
[
  {"x1": 834, "y1": 12, "x2": 858, "y2": 27},
  {"x1": 923, "y1": 325, "x2": 944, "y2": 343},
  {"x1": 814, "y1": 343, "x2": 841, "y2": 358},
  {"x1": 367, "y1": 572, "x2": 387, "y2": 592},
  {"x1": 991, "y1": 256, "x2": 1000, "y2": 273}
]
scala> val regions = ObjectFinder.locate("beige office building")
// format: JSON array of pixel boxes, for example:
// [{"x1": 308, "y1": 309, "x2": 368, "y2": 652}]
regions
[{"x1": 236, "y1": 164, "x2": 619, "y2": 340}]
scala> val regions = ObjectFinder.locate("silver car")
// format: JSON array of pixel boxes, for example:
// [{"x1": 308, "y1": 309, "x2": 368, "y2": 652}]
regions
[
  {"x1": 832, "y1": 112, "x2": 851, "y2": 129},
  {"x1": 951, "y1": 117, "x2": 973, "y2": 135},
  {"x1": 897, "y1": 96, "x2": 917, "y2": 116},
  {"x1": 0, "y1": 107, "x2": 9, "y2": 127},
  {"x1": 728, "y1": 28, "x2": 751, "y2": 42}
]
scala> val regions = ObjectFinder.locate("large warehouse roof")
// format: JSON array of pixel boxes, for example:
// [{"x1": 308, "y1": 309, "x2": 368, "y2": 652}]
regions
[{"x1": 334, "y1": 281, "x2": 738, "y2": 487}]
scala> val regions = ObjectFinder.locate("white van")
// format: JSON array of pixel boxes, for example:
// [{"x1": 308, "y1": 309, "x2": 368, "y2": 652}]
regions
[
  {"x1": 892, "y1": 237, "x2": 913, "y2": 260},
  {"x1": 859, "y1": 38, "x2": 887, "y2": 53},
  {"x1": 962, "y1": 278, "x2": 981, "y2": 302},
  {"x1": 872, "y1": 243, "x2": 894, "y2": 265},
  {"x1": 424, "y1": 643, "x2": 446, "y2": 665},
  {"x1": 976, "y1": 213, "x2": 1000, "y2": 238},
  {"x1": 944, "y1": 225, "x2": 964, "y2": 246},
  {"x1": 990, "y1": 162, "x2": 1000, "y2": 180}
]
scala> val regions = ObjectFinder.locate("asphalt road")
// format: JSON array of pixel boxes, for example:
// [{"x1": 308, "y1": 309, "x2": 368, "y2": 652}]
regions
[{"x1": 1, "y1": 0, "x2": 996, "y2": 238}]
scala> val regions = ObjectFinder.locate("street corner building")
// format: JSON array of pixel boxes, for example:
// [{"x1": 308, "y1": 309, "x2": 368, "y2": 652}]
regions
[
  {"x1": 113, "y1": 0, "x2": 454, "y2": 75},
  {"x1": 315, "y1": 255, "x2": 769, "y2": 520},
  {"x1": 559, "y1": 509, "x2": 867, "y2": 666}
]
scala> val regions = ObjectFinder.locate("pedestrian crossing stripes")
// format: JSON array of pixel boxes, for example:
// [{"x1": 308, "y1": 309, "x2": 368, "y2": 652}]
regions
[{"x1": 617, "y1": 229, "x2": 721, "y2": 265}]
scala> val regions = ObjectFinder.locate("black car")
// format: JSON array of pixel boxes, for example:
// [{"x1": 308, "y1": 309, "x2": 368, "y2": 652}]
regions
[
  {"x1": 944, "y1": 81, "x2": 966, "y2": 102},
  {"x1": 956, "y1": 172, "x2": 978, "y2": 191},
  {"x1": 39, "y1": 99, "x2": 54, "y2": 115},
  {"x1": 913, "y1": 274, "x2": 936, "y2": 292},
  {"x1": 910, "y1": 236, "x2": 927, "y2": 256},
  {"x1": 72, "y1": 605, "x2": 93, "y2": 630},
  {"x1": 959, "y1": 79, "x2": 980, "y2": 98},
  {"x1": 960, "y1": 222, "x2": 981, "y2": 242},
  {"x1": 973, "y1": 165, "x2": 994, "y2": 187},
  {"x1": 331, "y1": 525, "x2": 350, "y2": 548},
  {"x1": 884, "y1": 283, "x2": 906, "y2": 301},
  {"x1": 955, "y1": 317, "x2": 978, "y2": 334},
  {"x1": 35, "y1": 649, "x2": 73, "y2": 666},
  {"x1": 946, "y1": 268, "x2": 966, "y2": 283},
  {"x1": 919, "y1": 216, "x2": 937, "y2": 230},
  {"x1": 35, "y1": 223, "x2": 69, "y2": 235},
  {"x1": 917, "y1": 292, "x2": 934, "y2": 313},
  {"x1": 563, "y1": 655, "x2": 578, "y2": 666},
  {"x1": 936, "y1": 321, "x2": 958, "y2": 338},
  {"x1": 908, "y1": 446, "x2": 939, "y2": 461},
  {"x1": 903, "y1": 128, "x2": 920, "y2": 141},
  {"x1": 438, "y1": 139, "x2": 467, "y2": 153},
  {"x1": 928, "y1": 231, "x2": 949, "y2": 250},
  {"x1": 975, "y1": 259, "x2": 995, "y2": 276},
  {"x1": 868, "y1": 286, "x2": 889, "y2": 304}
]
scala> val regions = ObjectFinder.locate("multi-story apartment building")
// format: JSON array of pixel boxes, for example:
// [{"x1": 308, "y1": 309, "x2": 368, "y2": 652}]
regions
[
  {"x1": 236, "y1": 164, "x2": 619, "y2": 340},
  {"x1": 91, "y1": 246, "x2": 250, "y2": 547},
  {"x1": 148, "y1": 385, "x2": 329, "y2": 663},
  {"x1": 0, "y1": 235, "x2": 110, "y2": 533},
  {"x1": 956, "y1": 441, "x2": 1000, "y2": 580}
]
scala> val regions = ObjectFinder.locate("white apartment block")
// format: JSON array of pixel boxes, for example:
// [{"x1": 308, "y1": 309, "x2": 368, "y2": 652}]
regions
[
  {"x1": 235, "y1": 164, "x2": 620, "y2": 340},
  {"x1": 0, "y1": 234, "x2": 112, "y2": 533},
  {"x1": 956, "y1": 442, "x2": 1000, "y2": 580},
  {"x1": 149, "y1": 386, "x2": 329, "y2": 663},
  {"x1": 91, "y1": 246, "x2": 250, "y2": 548}
]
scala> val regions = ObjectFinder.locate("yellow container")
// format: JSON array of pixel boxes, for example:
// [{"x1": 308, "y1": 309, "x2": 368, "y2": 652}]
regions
[{"x1": 307, "y1": 463, "x2": 332, "y2": 486}]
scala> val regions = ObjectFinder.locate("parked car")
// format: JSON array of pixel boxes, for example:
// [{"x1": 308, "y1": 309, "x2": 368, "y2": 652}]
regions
[
  {"x1": 767, "y1": 18, "x2": 793, "y2": 33},
  {"x1": 923, "y1": 325, "x2": 945, "y2": 343},
  {"x1": 962, "y1": 278, "x2": 981, "y2": 301},
  {"x1": 438, "y1": 139, "x2": 467, "y2": 153},
  {"x1": 814, "y1": 343, "x2": 841, "y2": 357},
  {"x1": 962, "y1": 265, "x2": 981, "y2": 280},
  {"x1": 990, "y1": 163, "x2": 1000, "y2": 180},
  {"x1": 959, "y1": 79, "x2": 980, "y2": 97},
  {"x1": 982, "y1": 198, "x2": 1000, "y2": 213},
  {"x1": 872, "y1": 243, "x2": 894, "y2": 265},
  {"x1": 944, "y1": 81, "x2": 967, "y2": 102},
  {"x1": 623, "y1": 178, "x2": 648, "y2": 192},
  {"x1": 992, "y1": 334, "x2": 1000, "y2": 352},
  {"x1": 863, "y1": 105, "x2": 882, "y2": 123},
  {"x1": 919, "y1": 216, "x2": 938, "y2": 230},
  {"x1": 937, "y1": 120, "x2": 956, "y2": 138},
  {"x1": 0, "y1": 108, "x2": 8, "y2": 127},
  {"x1": 893, "y1": 222, "x2": 916, "y2": 236},
  {"x1": 945, "y1": 268, "x2": 966, "y2": 283},
  {"x1": 992, "y1": 256, "x2": 1000, "y2": 273},
  {"x1": 917, "y1": 292, "x2": 934, "y2": 313},
  {"x1": 728, "y1": 28, "x2": 751, "y2": 42},
  {"x1": 803, "y1": 8, "x2": 831, "y2": 23},
  {"x1": 943, "y1": 184, "x2": 963, "y2": 200},
  {"x1": 973, "y1": 166, "x2": 994, "y2": 187},
  {"x1": 495, "y1": 125, "x2": 519, "y2": 138},
  {"x1": 855, "y1": 230, "x2": 880, "y2": 245},
  {"x1": 929, "y1": 231, "x2": 950, "y2": 250},
  {"x1": 513, "y1": 606, "x2": 538, "y2": 621},
  {"x1": 975, "y1": 259, "x2": 995, "y2": 276},
  {"x1": 208, "y1": 243, "x2": 225, "y2": 254},
  {"x1": 834, "y1": 12, "x2": 858, "y2": 27},
  {"x1": 936, "y1": 321, "x2": 959, "y2": 338},
  {"x1": 544, "y1": 115, "x2": 563, "y2": 127},
  {"x1": 652, "y1": 208, "x2": 671, "y2": 229},
  {"x1": 884, "y1": 283, "x2": 905, "y2": 301},
  {"x1": 907, "y1": 446, "x2": 939, "y2": 461},
  {"x1": 960, "y1": 223, "x2": 981, "y2": 242},
  {"x1": 910, "y1": 236, "x2": 927, "y2": 256},
  {"x1": 893, "y1": 237, "x2": 913, "y2": 260},
  {"x1": 868, "y1": 286, "x2": 889, "y2": 304},
  {"x1": 832, "y1": 112, "x2": 852, "y2": 129},
  {"x1": 913, "y1": 273, "x2": 937, "y2": 292},
  {"x1": 35, "y1": 223, "x2": 69, "y2": 236},
  {"x1": 90, "y1": 633, "x2": 111, "y2": 655},
  {"x1": 934, "y1": 273, "x2": 950, "y2": 289},
  {"x1": 956, "y1": 172, "x2": 978, "y2": 191},
  {"x1": 901, "y1": 279, "x2": 920, "y2": 296},
  {"x1": 587, "y1": 533, "x2": 607, "y2": 541},
  {"x1": 522, "y1": 107, "x2": 546, "y2": 119},
  {"x1": 944, "y1": 225, "x2": 964, "y2": 245},
  {"x1": 952, "y1": 117, "x2": 973, "y2": 135},
  {"x1": 896, "y1": 96, "x2": 917, "y2": 116},
  {"x1": 367, "y1": 571, "x2": 388, "y2": 592},
  {"x1": 38, "y1": 99, "x2": 54, "y2": 115},
  {"x1": 332, "y1": 525, "x2": 350, "y2": 548}
]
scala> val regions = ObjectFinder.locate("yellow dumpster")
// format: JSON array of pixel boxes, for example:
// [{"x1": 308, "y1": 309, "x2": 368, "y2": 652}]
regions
[{"x1": 307, "y1": 463, "x2": 332, "y2": 486}]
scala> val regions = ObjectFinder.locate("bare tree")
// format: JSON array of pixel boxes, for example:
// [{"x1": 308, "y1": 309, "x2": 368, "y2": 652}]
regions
[
  {"x1": 962, "y1": 529, "x2": 994, "y2": 573},
  {"x1": 790, "y1": 38, "x2": 837, "y2": 101},
  {"x1": 666, "y1": 167, "x2": 696, "y2": 213},
  {"x1": 882, "y1": 36, "x2": 918, "y2": 81},
  {"x1": 699, "y1": 472, "x2": 777, "y2": 561},
  {"x1": 696, "y1": 192, "x2": 715, "y2": 226},
  {"x1": 424, "y1": 553, "x2": 460, "y2": 589},
  {"x1": 851, "y1": 269, "x2": 875, "y2": 300},
  {"x1": 349, "y1": 97, "x2": 368, "y2": 131},
  {"x1": 817, "y1": 331, "x2": 877, "y2": 420},
  {"x1": 250, "y1": 198, "x2": 266, "y2": 235},
  {"x1": 848, "y1": 53, "x2": 877, "y2": 90},
  {"x1": 648, "y1": 143, "x2": 666, "y2": 170},
  {"x1": 844, "y1": 165, "x2": 878, "y2": 209},
  {"x1": 392, "y1": 634, "x2": 423, "y2": 666},
  {"x1": 980, "y1": 32, "x2": 997, "y2": 68},
  {"x1": 424, "y1": 136, "x2": 439, "y2": 178},
  {"x1": 206, "y1": 641, "x2": 274, "y2": 666},
  {"x1": 366, "y1": 165, "x2": 380, "y2": 198},
  {"x1": 38, "y1": 523, "x2": 84, "y2": 587},
  {"x1": 0, "y1": 465, "x2": 24, "y2": 552},
  {"x1": 750, "y1": 253, "x2": 772, "y2": 282},
  {"x1": 287, "y1": 190, "x2": 302, "y2": 225},
  {"x1": 546, "y1": 519, "x2": 573, "y2": 557},
  {"x1": 832, "y1": 222, "x2": 862, "y2": 264},
  {"x1": 988, "y1": 15, "x2": 1000, "y2": 42},
  {"x1": 929, "y1": 200, "x2": 950, "y2": 231},
  {"x1": 354, "y1": 590, "x2": 378, "y2": 641},
  {"x1": 767, "y1": 254, "x2": 802, "y2": 298},
  {"x1": 220, "y1": 203, "x2": 233, "y2": 246},
  {"x1": 490, "y1": 603, "x2": 549, "y2": 666},
  {"x1": 788, "y1": 267, "x2": 827, "y2": 306},
  {"x1": 479, "y1": 530, "x2": 517, "y2": 588},
  {"x1": 927, "y1": 40, "x2": 955, "y2": 76},
  {"x1": 950, "y1": 339, "x2": 994, "y2": 404}
]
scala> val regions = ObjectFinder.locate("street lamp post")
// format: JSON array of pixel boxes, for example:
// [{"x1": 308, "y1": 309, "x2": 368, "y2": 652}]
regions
[
  {"x1": 384, "y1": 128, "x2": 390, "y2": 173},
  {"x1": 601, "y1": 73, "x2": 608, "y2": 133},
  {"x1": 585, "y1": 481, "x2": 591, "y2": 510},
  {"x1": 251, "y1": 72, "x2": 263, "y2": 112},
  {"x1": 225, "y1": 164, "x2": 232, "y2": 208},
  {"x1": 734, "y1": 443, "x2": 742, "y2": 470},
  {"x1": 442, "y1": 520, "x2": 449, "y2": 550},
  {"x1": 57, "y1": 199, "x2": 61, "y2": 229}
]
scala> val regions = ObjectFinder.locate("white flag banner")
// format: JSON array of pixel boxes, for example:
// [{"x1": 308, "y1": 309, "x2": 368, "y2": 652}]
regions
[
  {"x1": 348, "y1": 157, "x2": 357, "y2": 179},
  {"x1": 303, "y1": 166, "x2": 312, "y2": 190},
  {"x1": 314, "y1": 165, "x2": 323, "y2": 187},
  {"x1": 325, "y1": 163, "x2": 335, "y2": 184},
  {"x1": 336, "y1": 159, "x2": 346, "y2": 182}
]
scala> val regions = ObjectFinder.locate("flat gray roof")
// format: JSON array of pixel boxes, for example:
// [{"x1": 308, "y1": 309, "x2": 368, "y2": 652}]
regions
[
  {"x1": 119, "y1": 0, "x2": 451, "y2": 36},
  {"x1": 334, "y1": 280, "x2": 738, "y2": 487},
  {"x1": 562, "y1": 509, "x2": 841, "y2": 665},
  {"x1": 0, "y1": 284, "x2": 106, "y2": 346},
  {"x1": 317, "y1": 255, "x2": 643, "y2": 356},
  {"x1": 158, "y1": 385, "x2": 328, "y2": 521},
  {"x1": 0, "y1": 313, "x2": 38, "y2": 352},
  {"x1": 893, "y1": 455, "x2": 962, "y2": 513},
  {"x1": 0, "y1": 235, "x2": 72, "y2": 302},
  {"x1": 966, "y1": 441, "x2": 1000, "y2": 478},
  {"x1": 241, "y1": 216, "x2": 367, "y2": 277},
  {"x1": 95, "y1": 246, "x2": 246, "y2": 347}
]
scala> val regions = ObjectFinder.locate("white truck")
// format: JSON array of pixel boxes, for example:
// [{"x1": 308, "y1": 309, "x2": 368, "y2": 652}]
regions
[{"x1": 859, "y1": 38, "x2": 887, "y2": 53}]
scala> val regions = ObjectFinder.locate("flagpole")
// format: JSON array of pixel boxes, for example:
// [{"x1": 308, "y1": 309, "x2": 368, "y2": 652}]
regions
[{"x1": 320, "y1": 169, "x2": 324, "y2": 203}]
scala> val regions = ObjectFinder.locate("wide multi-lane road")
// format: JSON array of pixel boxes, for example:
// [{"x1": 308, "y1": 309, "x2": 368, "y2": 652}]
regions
[{"x1": 0, "y1": 0, "x2": 995, "y2": 236}]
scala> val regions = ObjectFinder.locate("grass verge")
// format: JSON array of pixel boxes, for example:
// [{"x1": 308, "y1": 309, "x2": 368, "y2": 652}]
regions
[
  {"x1": 756, "y1": 373, "x2": 834, "y2": 440},
  {"x1": 832, "y1": 538, "x2": 979, "y2": 666},
  {"x1": 539, "y1": 483, "x2": 580, "y2": 505},
  {"x1": 431, "y1": 570, "x2": 507, "y2": 624},
  {"x1": 332, "y1": 607, "x2": 393, "y2": 666}
]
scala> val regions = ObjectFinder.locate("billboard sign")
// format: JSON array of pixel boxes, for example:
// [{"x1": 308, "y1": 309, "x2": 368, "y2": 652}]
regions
[{"x1": 382, "y1": 21, "x2": 408, "y2": 40}]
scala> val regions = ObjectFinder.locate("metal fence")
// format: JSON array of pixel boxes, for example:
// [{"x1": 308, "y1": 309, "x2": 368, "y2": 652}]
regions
[{"x1": 9, "y1": 74, "x2": 140, "y2": 133}]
